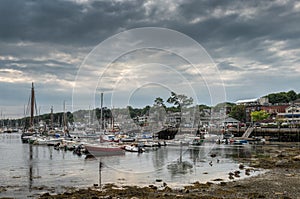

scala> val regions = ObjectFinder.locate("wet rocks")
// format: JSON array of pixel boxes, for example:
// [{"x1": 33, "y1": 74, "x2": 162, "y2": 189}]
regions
[
  {"x1": 275, "y1": 159, "x2": 289, "y2": 167},
  {"x1": 292, "y1": 155, "x2": 300, "y2": 161},
  {"x1": 36, "y1": 143, "x2": 300, "y2": 199},
  {"x1": 0, "y1": 186, "x2": 7, "y2": 193},
  {"x1": 212, "y1": 178, "x2": 223, "y2": 182},
  {"x1": 210, "y1": 153, "x2": 217, "y2": 158},
  {"x1": 245, "y1": 168, "x2": 251, "y2": 176},
  {"x1": 239, "y1": 164, "x2": 245, "y2": 170},
  {"x1": 148, "y1": 184, "x2": 157, "y2": 190},
  {"x1": 220, "y1": 182, "x2": 226, "y2": 186},
  {"x1": 234, "y1": 170, "x2": 241, "y2": 178}
]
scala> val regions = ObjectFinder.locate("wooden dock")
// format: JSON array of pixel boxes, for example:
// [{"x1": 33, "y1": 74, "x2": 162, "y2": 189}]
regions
[{"x1": 229, "y1": 127, "x2": 300, "y2": 142}]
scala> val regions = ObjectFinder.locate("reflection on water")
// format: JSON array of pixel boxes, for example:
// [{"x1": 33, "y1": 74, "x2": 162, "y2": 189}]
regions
[
  {"x1": 0, "y1": 133, "x2": 258, "y2": 198},
  {"x1": 29, "y1": 144, "x2": 33, "y2": 191}
]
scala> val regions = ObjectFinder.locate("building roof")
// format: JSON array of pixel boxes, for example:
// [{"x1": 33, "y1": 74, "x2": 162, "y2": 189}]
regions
[
  {"x1": 293, "y1": 98, "x2": 300, "y2": 104},
  {"x1": 235, "y1": 98, "x2": 258, "y2": 104},
  {"x1": 224, "y1": 116, "x2": 240, "y2": 123}
]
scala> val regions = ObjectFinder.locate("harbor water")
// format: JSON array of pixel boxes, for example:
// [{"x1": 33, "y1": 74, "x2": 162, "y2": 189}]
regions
[{"x1": 0, "y1": 133, "x2": 261, "y2": 198}]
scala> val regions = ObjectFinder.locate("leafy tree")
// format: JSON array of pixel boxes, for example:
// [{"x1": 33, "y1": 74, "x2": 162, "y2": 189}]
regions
[
  {"x1": 95, "y1": 107, "x2": 112, "y2": 121},
  {"x1": 127, "y1": 106, "x2": 139, "y2": 119},
  {"x1": 266, "y1": 90, "x2": 299, "y2": 104},
  {"x1": 251, "y1": 110, "x2": 270, "y2": 122},
  {"x1": 127, "y1": 105, "x2": 150, "y2": 119},
  {"x1": 154, "y1": 97, "x2": 166, "y2": 108},
  {"x1": 267, "y1": 93, "x2": 288, "y2": 104},
  {"x1": 229, "y1": 105, "x2": 246, "y2": 122},
  {"x1": 167, "y1": 92, "x2": 193, "y2": 109},
  {"x1": 167, "y1": 92, "x2": 179, "y2": 107},
  {"x1": 198, "y1": 104, "x2": 211, "y2": 111},
  {"x1": 287, "y1": 90, "x2": 297, "y2": 102},
  {"x1": 141, "y1": 105, "x2": 151, "y2": 116}
]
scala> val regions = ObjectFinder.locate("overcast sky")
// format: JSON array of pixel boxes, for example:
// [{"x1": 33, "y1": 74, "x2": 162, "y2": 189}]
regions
[{"x1": 1, "y1": 0, "x2": 300, "y2": 118}]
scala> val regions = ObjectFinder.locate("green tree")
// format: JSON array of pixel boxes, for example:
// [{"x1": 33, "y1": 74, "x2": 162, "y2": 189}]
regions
[
  {"x1": 154, "y1": 97, "x2": 166, "y2": 108},
  {"x1": 287, "y1": 90, "x2": 297, "y2": 102},
  {"x1": 141, "y1": 105, "x2": 151, "y2": 116},
  {"x1": 229, "y1": 105, "x2": 246, "y2": 122},
  {"x1": 167, "y1": 92, "x2": 193, "y2": 110},
  {"x1": 198, "y1": 104, "x2": 211, "y2": 111},
  {"x1": 251, "y1": 110, "x2": 270, "y2": 122},
  {"x1": 266, "y1": 90, "x2": 299, "y2": 104}
]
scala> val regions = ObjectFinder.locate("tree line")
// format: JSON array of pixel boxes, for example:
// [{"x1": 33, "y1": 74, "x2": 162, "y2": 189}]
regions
[{"x1": 2, "y1": 90, "x2": 299, "y2": 128}]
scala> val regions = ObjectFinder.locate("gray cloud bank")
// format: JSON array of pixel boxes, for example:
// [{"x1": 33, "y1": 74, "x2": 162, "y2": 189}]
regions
[{"x1": 0, "y1": 0, "x2": 300, "y2": 117}]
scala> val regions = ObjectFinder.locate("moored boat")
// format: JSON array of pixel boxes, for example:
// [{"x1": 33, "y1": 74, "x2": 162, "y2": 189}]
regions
[
  {"x1": 122, "y1": 144, "x2": 145, "y2": 153},
  {"x1": 233, "y1": 139, "x2": 248, "y2": 145},
  {"x1": 21, "y1": 83, "x2": 38, "y2": 143},
  {"x1": 85, "y1": 144, "x2": 125, "y2": 157}
]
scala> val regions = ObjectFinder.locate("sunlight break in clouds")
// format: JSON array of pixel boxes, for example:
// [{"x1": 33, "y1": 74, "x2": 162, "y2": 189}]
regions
[{"x1": 72, "y1": 28, "x2": 226, "y2": 114}]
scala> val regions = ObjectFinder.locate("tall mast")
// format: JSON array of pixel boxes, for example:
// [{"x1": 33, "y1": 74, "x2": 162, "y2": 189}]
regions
[
  {"x1": 100, "y1": 93, "x2": 103, "y2": 130},
  {"x1": 50, "y1": 106, "x2": 53, "y2": 130},
  {"x1": 30, "y1": 82, "x2": 35, "y2": 127},
  {"x1": 63, "y1": 101, "x2": 67, "y2": 131}
]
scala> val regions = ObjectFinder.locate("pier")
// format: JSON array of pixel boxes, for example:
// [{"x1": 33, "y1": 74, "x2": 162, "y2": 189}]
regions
[{"x1": 229, "y1": 127, "x2": 300, "y2": 142}]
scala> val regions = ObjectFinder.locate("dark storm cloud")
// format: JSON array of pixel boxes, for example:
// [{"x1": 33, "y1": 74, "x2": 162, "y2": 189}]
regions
[
  {"x1": 176, "y1": 0, "x2": 295, "y2": 40},
  {"x1": 0, "y1": 58, "x2": 74, "y2": 80},
  {"x1": 1, "y1": 0, "x2": 300, "y2": 116},
  {"x1": 0, "y1": 0, "x2": 146, "y2": 46},
  {"x1": 174, "y1": 0, "x2": 300, "y2": 64},
  {"x1": 1, "y1": 0, "x2": 299, "y2": 51}
]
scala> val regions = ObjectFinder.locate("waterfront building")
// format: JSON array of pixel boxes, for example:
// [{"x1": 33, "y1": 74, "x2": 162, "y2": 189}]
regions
[
  {"x1": 237, "y1": 97, "x2": 291, "y2": 123},
  {"x1": 277, "y1": 102, "x2": 300, "y2": 125},
  {"x1": 261, "y1": 105, "x2": 289, "y2": 119}
]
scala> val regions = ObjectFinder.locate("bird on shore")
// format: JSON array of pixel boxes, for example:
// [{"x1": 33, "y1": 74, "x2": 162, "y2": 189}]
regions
[{"x1": 209, "y1": 161, "x2": 213, "y2": 166}]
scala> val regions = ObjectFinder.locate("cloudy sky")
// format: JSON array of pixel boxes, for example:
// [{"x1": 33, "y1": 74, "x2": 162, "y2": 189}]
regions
[{"x1": 1, "y1": 0, "x2": 300, "y2": 118}]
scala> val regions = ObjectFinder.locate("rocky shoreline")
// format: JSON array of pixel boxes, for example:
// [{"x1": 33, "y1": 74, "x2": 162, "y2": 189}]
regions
[
  {"x1": 1, "y1": 143, "x2": 299, "y2": 199},
  {"x1": 36, "y1": 143, "x2": 300, "y2": 199}
]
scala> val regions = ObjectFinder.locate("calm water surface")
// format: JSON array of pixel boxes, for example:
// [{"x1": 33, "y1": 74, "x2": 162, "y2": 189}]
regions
[{"x1": 0, "y1": 133, "x2": 260, "y2": 198}]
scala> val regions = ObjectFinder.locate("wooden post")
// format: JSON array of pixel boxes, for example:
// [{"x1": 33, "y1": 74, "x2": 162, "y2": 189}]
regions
[{"x1": 99, "y1": 161, "x2": 103, "y2": 189}]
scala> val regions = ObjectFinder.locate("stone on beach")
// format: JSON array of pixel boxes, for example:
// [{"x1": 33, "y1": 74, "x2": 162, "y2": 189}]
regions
[{"x1": 292, "y1": 155, "x2": 300, "y2": 161}]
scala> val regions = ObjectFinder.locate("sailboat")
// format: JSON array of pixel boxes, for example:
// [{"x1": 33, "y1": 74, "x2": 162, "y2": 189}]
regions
[
  {"x1": 21, "y1": 82, "x2": 37, "y2": 143},
  {"x1": 84, "y1": 134, "x2": 125, "y2": 156},
  {"x1": 84, "y1": 93, "x2": 125, "y2": 157}
]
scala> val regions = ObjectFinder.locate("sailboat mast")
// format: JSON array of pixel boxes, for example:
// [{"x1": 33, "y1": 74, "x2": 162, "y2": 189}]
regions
[
  {"x1": 50, "y1": 106, "x2": 53, "y2": 130},
  {"x1": 100, "y1": 93, "x2": 103, "y2": 130},
  {"x1": 63, "y1": 101, "x2": 67, "y2": 131},
  {"x1": 30, "y1": 82, "x2": 34, "y2": 127}
]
